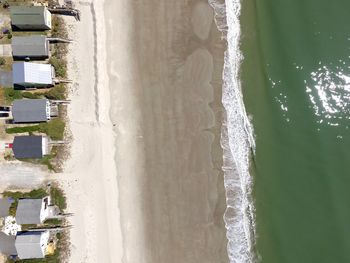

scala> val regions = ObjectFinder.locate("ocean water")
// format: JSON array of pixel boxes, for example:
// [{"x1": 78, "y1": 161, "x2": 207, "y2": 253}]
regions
[
  {"x1": 240, "y1": 0, "x2": 350, "y2": 262},
  {"x1": 212, "y1": 0, "x2": 350, "y2": 262}
]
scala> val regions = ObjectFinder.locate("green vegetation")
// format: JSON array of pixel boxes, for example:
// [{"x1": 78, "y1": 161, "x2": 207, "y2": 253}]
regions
[
  {"x1": 49, "y1": 57, "x2": 67, "y2": 78},
  {"x1": 22, "y1": 92, "x2": 42, "y2": 99},
  {"x1": 44, "y1": 85, "x2": 66, "y2": 100},
  {"x1": 50, "y1": 186, "x2": 66, "y2": 211},
  {"x1": 0, "y1": 57, "x2": 5, "y2": 66},
  {"x1": 6, "y1": 125, "x2": 40, "y2": 134},
  {"x1": 4, "y1": 88, "x2": 22, "y2": 104},
  {"x1": 44, "y1": 218, "x2": 62, "y2": 226},
  {"x1": 3, "y1": 86, "x2": 67, "y2": 102},
  {"x1": 6, "y1": 118, "x2": 65, "y2": 140}
]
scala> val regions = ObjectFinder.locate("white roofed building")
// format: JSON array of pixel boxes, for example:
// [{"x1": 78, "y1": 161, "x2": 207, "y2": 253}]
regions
[
  {"x1": 12, "y1": 62, "x2": 55, "y2": 88},
  {"x1": 15, "y1": 231, "x2": 50, "y2": 259}
]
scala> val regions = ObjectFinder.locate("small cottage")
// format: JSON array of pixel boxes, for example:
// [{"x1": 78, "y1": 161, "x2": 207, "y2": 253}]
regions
[
  {"x1": 12, "y1": 99, "x2": 52, "y2": 123},
  {"x1": 15, "y1": 197, "x2": 50, "y2": 225},
  {"x1": 12, "y1": 136, "x2": 49, "y2": 159},
  {"x1": 12, "y1": 62, "x2": 55, "y2": 89},
  {"x1": 12, "y1": 35, "x2": 49, "y2": 60},
  {"x1": 10, "y1": 6, "x2": 52, "y2": 31},
  {"x1": 15, "y1": 231, "x2": 50, "y2": 259}
]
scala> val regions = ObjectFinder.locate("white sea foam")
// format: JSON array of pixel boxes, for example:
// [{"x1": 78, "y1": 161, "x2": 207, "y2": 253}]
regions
[{"x1": 208, "y1": 0, "x2": 257, "y2": 262}]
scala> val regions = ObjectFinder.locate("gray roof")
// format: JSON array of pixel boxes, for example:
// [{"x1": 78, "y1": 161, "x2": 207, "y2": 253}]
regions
[
  {"x1": 12, "y1": 35, "x2": 48, "y2": 58},
  {"x1": 15, "y1": 232, "x2": 46, "y2": 259},
  {"x1": 12, "y1": 99, "x2": 48, "y2": 123},
  {"x1": 0, "y1": 198, "x2": 13, "y2": 217},
  {"x1": 11, "y1": 6, "x2": 48, "y2": 28},
  {"x1": 15, "y1": 199, "x2": 43, "y2": 225},
  {"x1": 13, "y1": 136, "x2": 43, "y2": 159},
  {"x1": 0, "y1": 232, "x2": 16, "y2": 256}
]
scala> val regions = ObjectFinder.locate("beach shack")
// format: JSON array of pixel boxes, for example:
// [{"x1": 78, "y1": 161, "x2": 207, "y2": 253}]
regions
[
  {"x1": 12, "y1": 62, "x2": 55, "y2": 89},
  {"x1": 12, "y1": 99, "x2": 54, "y2": 123},
  {"x1": 12, "y1": 135, "x2": 49, "y2": 159},
  {"x1": 10, "y1": 6, "x2": 52, "y2": 31},
  {"x1": 15, "y1": 231, "x2": 50, "y2": 259},
  {"x1": 15, "y1": 197, "x2": 50, "y2": 225},
  {"x1": 12, "y1": 36, "x2": 49, "y2": 60}
]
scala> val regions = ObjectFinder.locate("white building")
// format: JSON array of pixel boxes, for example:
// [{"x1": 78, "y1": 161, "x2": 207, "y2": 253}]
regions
[
  {"x1": 12, "y1": 62, "x2": 55, "y2": 88},
  {"x1": 15, "y1": 231, "x2": 50, "y2": 259}
]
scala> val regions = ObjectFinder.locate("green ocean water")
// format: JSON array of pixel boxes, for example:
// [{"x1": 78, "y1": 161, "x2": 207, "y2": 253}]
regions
[{"x1": 240, "y1": 1, "x2": 350, "y2": 262}]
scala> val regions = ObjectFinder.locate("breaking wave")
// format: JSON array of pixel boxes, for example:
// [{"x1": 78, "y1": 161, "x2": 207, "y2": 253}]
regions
[{"x1": 208, "y1": 0, "x2": 257, "y2": 262}]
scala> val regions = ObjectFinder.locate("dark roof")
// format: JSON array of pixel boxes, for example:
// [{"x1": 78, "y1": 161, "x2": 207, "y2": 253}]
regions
[
  {"x1": 10, "y1": 6, "x2": 48, "y2": 27},
  {"x1": 13, "y1": 136, "x2": 43, "y2": 159},
  {"x1": 12, "y1": 99, "x2": 48, "y2": 123},
  {"x1": 15, "y1": 199, "x2": 44, "y2": 225},
  {"x1": 12, "y1": 35, "x2": 48, "y2": 58}
]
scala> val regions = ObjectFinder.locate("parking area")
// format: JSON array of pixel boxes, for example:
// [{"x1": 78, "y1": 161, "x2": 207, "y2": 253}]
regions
[{"x1": 0, "y1": 161, "x2": 49, "y2": 191}]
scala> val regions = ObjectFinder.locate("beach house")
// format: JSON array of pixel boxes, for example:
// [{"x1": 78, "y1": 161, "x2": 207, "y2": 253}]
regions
[
  {"x1": 10, "y1": 6, "x2": 52, "y2": 31},
  {"x1": 15, "y1": 197, "x2": 50, "y2": 225},
  {"x1": 12, "y1": 35, "x2": 49, "y2": 60},
  {"x1": 12, "y1": 135, "x2": 49, "y2": 159},
  {"x1": 12, "y1": 62, "x2": 55, "y2": 89},
  {"x1": 15, "y1": 231, "x2": 50, "y2": 259},
  {"x1": 11, "y1": 99, "x2": 56, "y2": 123}
]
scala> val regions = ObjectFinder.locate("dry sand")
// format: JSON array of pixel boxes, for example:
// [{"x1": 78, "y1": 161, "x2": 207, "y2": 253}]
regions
[
  {"x1": 61, "y1": 0, "x2": 228, "y2": 262},
  {"x1": 59, "y1": 1, "x2": 122, "y2": 262}
]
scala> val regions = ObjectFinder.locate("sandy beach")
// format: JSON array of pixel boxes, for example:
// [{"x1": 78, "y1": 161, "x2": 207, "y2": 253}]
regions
[
  {"x1": 105, "y1": 0, "x2": 228, "y2": 262},
  {"x1": 59, "y1": 1, "x2": 122, "y2": 262},
  {"x1": 61, "y1": 0, "x2": 228, "y2": 262}
]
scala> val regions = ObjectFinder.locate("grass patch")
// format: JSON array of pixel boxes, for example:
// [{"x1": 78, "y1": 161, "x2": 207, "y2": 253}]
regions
[
  {"x1": 4, "y1": 88, "x2": 22, "y2": 104},
  {"x1": 6, "y1": 118, "x2": 65, "y2": 140},
  {"x1": 6, "y1": 125, "x2": 41, "y2": 134},
  {"x1": 49, "y1": 57, "x2": 67, "y2": 79},
  {"x1": 39, "y1": 118, "x2": 65, "y2": 140},
  {"x1": 44, "y1": 218, "x2": 62, "y2": 226}
]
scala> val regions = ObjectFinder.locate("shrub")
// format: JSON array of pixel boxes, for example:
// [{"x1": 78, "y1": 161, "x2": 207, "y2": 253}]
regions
[
  {"x1": 50, "y1": 186, "x2": 67, "y2": 210},
  {"x1": 0, "y1": 57, "x2": 5, "y2": 66},
  {"x1": 49, "y1": 56, "x2": 67, "y2": 78},
  {"x1": 45, "y1": 84, "x2": 66, "y2": 100}
]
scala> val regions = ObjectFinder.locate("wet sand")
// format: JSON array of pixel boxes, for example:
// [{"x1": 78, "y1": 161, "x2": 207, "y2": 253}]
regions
[{"x1": 105, "y1": 0, "x2": 229, "y2": 262}]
